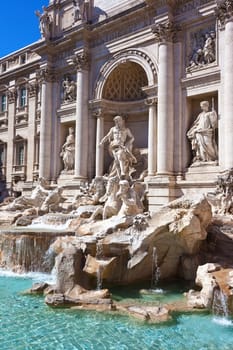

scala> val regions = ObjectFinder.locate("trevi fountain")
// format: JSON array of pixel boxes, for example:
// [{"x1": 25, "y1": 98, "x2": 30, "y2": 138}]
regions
[
  {"x1": 1, "y1": 112, "x2": 233, "y2": 349},
  {"x1": 1, "y1": 0, "x2": 233, "y2": 349}
]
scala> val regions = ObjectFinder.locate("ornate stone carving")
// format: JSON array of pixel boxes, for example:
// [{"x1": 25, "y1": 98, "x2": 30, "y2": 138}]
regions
[
  {"x1": 62, "y1": 77, "x2": 76, "y2": 103},
  {"x1": 116, "y1": 180, "x2": 145, "y2": 217},
  {"x1": 60, "y1": 127, "x2": 75, "y2": 173},
  {"x1": 95, "y1": 49, "x2": 157, "y2": 100},
  {"x1": 37, "y1": 68, "x2": 56, "y2": 83},
  {"x1": 215, "y1": 0, "x2": 233, "y2": 26},
  {"x1": 7, "y1": 177, "x2": 50, "y2": 211},
  {"x1": 102, "y1": 62, "x2": 147, "y2": 101},
  {"x1": 187, "y1": 100, "x2": 218, "y2": 165},
  {"x1": 187, "y1": 28, "x2": 216, "y2": 71},
  {"x1": 72, "y1": 51, "x2": 90, "y2": 70},
  {"x1": 152, "y1": 20, "x2": 178, "y2": 43},
  {"x1": 99, "y1": 116, "x2": 137, "y2": 179},
  {"x1": 28, "y1": 83, "x2": 38, "y2": 98},
  {"x1": 207, "y1": 168, "x2": 233, "y2": 215},
  {"x1": 7, "y1": 89, "x2": 16, "y2": 104}
]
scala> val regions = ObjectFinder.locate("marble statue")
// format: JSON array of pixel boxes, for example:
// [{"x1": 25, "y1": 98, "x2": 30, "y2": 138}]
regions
[
  {"x1": 73, "y1": 0, "x2": 89, "y2": 22},
  {"x1": 7, "y1": 177, "x2": 50, "y2": 211},
  {"x1": 187, "y1": 101, "x2": 218, "y2": 164},
  {"x1": 203, "y1": 31, "x2": 216, "y2": 64},
  {"x1": 99, "y1": 116, "x2": 137, "y2": 179},
  {"x1": 207, "y1": 169, "x2": 233, "y2": 215},
  {"x1": 35, "y1": 6, "x2": 52, "y2": 40},
  {"x1": 40, "y1": 186, "x2": 65, "y2": 213},
  {"x1": 116, "y1": 180, "x2": 145, "y2": 217},
  {"x1": 90, "y1": 176, "x2": 121, "y2": 220},
  {"x1": 60, "y1": 127, "x2": 75, "y2": 172},
  {"x1": 63, "y1": 78, "x2": 76, "y2": 102}
]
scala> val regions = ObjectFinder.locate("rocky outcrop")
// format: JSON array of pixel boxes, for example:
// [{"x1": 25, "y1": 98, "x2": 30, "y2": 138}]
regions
[
  {"x1": 50, "y1": 194, "x2": 212, "y2": 291},
  {"x1": 187, "y1": 263, "x2": 233, "y2": 315}
]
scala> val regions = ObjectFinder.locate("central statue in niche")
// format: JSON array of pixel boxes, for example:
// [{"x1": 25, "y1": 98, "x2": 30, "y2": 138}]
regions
[
  {"x1": 187, "y1": 100, "x2": 218, "y2": 165},
  {"x1": 99, "y1": 115, "x2": 137, "y2": 179}
]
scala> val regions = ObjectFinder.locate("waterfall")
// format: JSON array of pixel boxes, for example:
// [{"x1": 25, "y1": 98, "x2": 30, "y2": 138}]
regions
[
  {"x1": 212, "y1": 288, "x2": 229, "y2": 317},
  {"x1": 151, "y1": 246, "x2": 160, "y2": 289},
  {"x1": 96, "y1": 240, "x2": 103, "y2": 260},
  {"x1": 0, "y1": 230, "x2": 74, "y2": 273},
  {"x1": 96, "y1": 265, "x2": 103, "y2": 291}
]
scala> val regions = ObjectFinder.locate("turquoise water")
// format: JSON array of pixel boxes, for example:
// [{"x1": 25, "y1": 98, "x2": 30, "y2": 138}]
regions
[{"x1": 1, "y1": 273, "x2": 233, "y2": 350}]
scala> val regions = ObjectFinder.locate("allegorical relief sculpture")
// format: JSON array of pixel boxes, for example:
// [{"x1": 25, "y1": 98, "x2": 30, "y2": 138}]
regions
[
  {"x1": 60, "y1": 127, "x2": 75, "y2": 172},
  {"x1": 62, "y1": 77, "x2": 76, "y2": 103},
  {"x1": 187, "y1": 100, "x2": 218, "y2": 165},
  {"x1": 187, "y1": 30, "x2": 216, "y2": 71}
]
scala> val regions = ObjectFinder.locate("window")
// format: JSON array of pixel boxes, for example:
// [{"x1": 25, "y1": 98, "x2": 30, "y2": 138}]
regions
[
  {"x1": 2, "y1": 63, "x2": 6, "y2": 73},
  {"x1": 16, "y1": 143, "x2": 25, "y2": 165},
  {"x1": 19, "y1": 87, "x2": 26, "y2": 107},
  {"x1": 20, "y1": 54, "x2": 26, "y2": 65},
  {"x1": 0, "y1": 143, "x2": 6, "y2": 166},
  {"x1": 1, "y1": 94, "x2": 6, "y2": 112}
]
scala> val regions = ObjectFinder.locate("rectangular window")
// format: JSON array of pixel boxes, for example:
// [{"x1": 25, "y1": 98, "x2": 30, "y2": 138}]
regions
[
  {"x1": 20, "y1": 54, "x2": 26, "y2": 65},
  {"x1": 16, "y1": 144, "x2": 24, "y2": 165},
  {"x1": 20, "y1": 87, "x2": 26, "y2": 107},
  {"x1": 2, "y1": 63, "x2": 6, "y2": 72},
  {"x1": 0, "y1": 145, "x2": 5, "y2": 166},
  {"x1": 1, "y1": 94, "x2": 6, "y2": 112}
]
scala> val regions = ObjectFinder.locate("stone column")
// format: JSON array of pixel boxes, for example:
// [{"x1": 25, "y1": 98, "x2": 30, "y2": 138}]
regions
[
  {"x1": 216, "y1": 1, "x2": 233, "y2": 168},
  {"x1": 38, "y1": 68, "x2": 53, "y2": 180},
  {"x1": 152, "y1": 20, "x2": 175, "y2": 175},
  {"x1": 6, "y1": 88, "x2": 16, "y2": 188},
  {"x1": 26, "y1": 82, "x2": 37, "y2": 182},
  {"x1": 145, "y1": 98, "x2": 157, "y2": 176},
  {"x1": 94, "y1": 109, "x2": 104, "y2": 177},
  {"x1": 73, "y1": 51, "x2": 89, "y2": 180}
]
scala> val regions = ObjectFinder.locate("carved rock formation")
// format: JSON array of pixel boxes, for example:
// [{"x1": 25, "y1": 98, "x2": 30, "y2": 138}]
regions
[{"x1": 50, "y1": 194, "x2": 212, "y2": 293}]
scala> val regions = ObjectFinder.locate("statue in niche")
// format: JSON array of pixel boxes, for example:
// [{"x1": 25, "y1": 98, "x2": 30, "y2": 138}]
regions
[
  {"x1": 35, "y1": 6, "x2": 52, "y2": 40},
  {"x1": 99, "y1": 115, "x2": 137, "y2": 179},
  {"x1": 187, "y1": 100, "x2": 218, "y2": 165},
  {"x1": 60, "y1": 127, "x2": 75, "y2": 172},
  {"x1": 63, "y1": 77, "x2": 76, "y2": 103}
]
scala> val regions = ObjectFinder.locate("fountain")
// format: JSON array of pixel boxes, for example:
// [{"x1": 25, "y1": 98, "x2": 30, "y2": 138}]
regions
[
  {"x1": 151, "y1": 246, "x2": 160, "y2": 289},
  {"x1": 1, "y1": 115, "x2": 233, "y2": 322}
]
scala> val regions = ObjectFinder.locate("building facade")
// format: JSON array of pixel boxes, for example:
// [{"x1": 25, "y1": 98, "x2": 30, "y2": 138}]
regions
[{"x1": 0, "y1": 0, "x2": 232, "y2": 211}]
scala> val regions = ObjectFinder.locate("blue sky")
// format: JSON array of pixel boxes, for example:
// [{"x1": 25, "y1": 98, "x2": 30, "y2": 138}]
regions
[{"x1": 0, "y1": 0, "x2": 49, "y2": 58}]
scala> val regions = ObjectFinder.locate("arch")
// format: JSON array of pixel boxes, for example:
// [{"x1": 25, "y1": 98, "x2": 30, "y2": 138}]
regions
[{"x1": 94, "y1": 48, "x2": 158, "y2": 100}]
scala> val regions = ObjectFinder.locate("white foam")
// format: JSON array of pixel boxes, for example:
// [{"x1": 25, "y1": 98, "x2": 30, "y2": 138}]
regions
[
  {"x1": 0, "y1": 268, "x2": 56, "y2": 284},
  {"x1": 212, "y1": 317, "x2": 233, "y2": 326}
]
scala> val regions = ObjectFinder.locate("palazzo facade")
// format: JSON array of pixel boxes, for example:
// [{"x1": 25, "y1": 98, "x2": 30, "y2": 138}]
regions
[{"x1": 0, "y1": 0, "x2": 232, "y2": 211}]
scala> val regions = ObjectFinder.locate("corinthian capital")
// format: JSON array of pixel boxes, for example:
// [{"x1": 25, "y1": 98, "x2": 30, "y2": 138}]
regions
[
  {"x1": 37, "y1": 68, "x2": 55, "y2": 83},
  {"x1": 215, "y1": 0, "x2": 233, "y2": 26},
  {"x1": 72, "y1": 51, "x2": 90, "y2": 70},
  {"x1": 152, "y1": 20, "x2": 178, "y2": 43}
]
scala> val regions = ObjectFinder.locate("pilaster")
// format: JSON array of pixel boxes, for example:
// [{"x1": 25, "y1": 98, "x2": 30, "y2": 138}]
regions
[
  {"x1": 215, "y1": 0, "x2": 233, "y2": 169},
  {"x1": 71, "y1": 50, "x2": 90, "y2": 180},
  {"x1": 38, "y1": 67, "x2": 54, "y2": 180}
]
